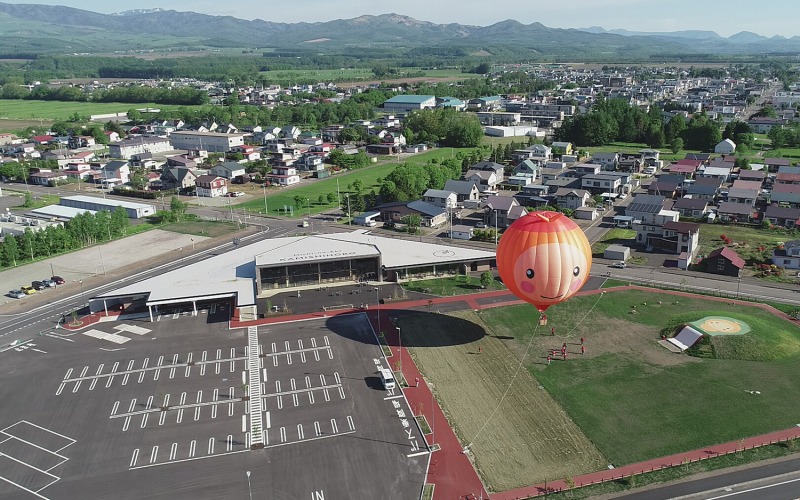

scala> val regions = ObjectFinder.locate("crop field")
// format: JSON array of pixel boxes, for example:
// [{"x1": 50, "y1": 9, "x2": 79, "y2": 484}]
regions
[
  {"x1": 0, "y1": 99, "x2": 198, "y2": 121},
  {"x1": 478, "y1": 290, "x2": 800, "y2": 466},
  {"x1": 400, "y1": 310, "x2": 606, "y2": 491}
]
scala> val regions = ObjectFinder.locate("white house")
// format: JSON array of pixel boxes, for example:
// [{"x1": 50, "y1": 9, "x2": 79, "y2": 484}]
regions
[
  {"x1": 209, "y1": 161, "x2": 247, "y2": 180},
  {"x1": 714, "y1": 138, "x2": 737, "y2": 154},
  {"x1": 422, "y1": 189, "x2": 458, "y2": 209}
]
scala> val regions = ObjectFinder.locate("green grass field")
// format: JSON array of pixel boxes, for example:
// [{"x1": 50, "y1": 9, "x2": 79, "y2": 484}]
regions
[
  {"x1": 160, "y1": 220, "x2": 240, "y2": 238},
  {"x1": 258, "y1": 67, "x2": 467, "y2": 83},
  {"x1": 590, "y1": 228, "x2": 636, "y2": 256},
  {"x1": 403, "y1": 275, "x2": 506, "y2": 296},
  {"x1": 237, "y1": 147, "x2": 474, "y2": 217},
  {"x1": 0, "y1": 99, "x2": 199, "y2": 121},
  {"x1": 475, "y1": 290, "x2": 800, "y2": 466},
  {"x1": 699, "y1": 224, "x2": 797, "y2": 263}
]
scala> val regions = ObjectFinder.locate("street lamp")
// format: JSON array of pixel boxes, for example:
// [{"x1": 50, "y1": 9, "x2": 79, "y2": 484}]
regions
[
  {"x1": 78, "y1": 279, "x2": 86, "y2": 309},
  {"x1": 396, "y1": 326, "x2": 402, "y2": 375},
  {"x1": 246, "y1": 471, "x2": 252, "y2": 500},
  {"x1": 493, "y1": 209, "x2": 499, "y2": 246},
  {"x1": 263, "y1": 184, "x2": 268, "y2": 216},
  {"x1": 374, "y1": 287, "x2": 381, "y2": 336},
  {"x1": 736, "y1": 276, "x2": 742, "y2": 299}
]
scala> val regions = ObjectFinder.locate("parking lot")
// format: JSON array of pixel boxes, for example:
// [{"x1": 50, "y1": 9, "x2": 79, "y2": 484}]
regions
[{"x1": 0, "y1": 308, "x2": 427, "y2": 499}]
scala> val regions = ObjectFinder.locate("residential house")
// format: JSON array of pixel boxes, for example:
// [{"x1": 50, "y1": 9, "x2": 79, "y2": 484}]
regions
[
  {"x1": 748, "y1": 117, "x2": 784, "y2": 133},
  {"x1": 471, "y1": 161, "x2": 506, "y2": 183},
  {"x1": 167, "y1": 155, "x2": 198, "y2": 169},
  {"x1": 449, "y1": 224, "x2": 475, "y2": 241},
  {"x1": 699, "y1": 165, "x2": 732, "y2": 182},
  {"x1": 422, "y1": 189, "x2": 458, "y2": 209},
  {"x1": 704, "y1": 247, "x2": 745, "y2": 277},
  {"x1": 444, "y1": 179, "x2": 480, "y2": 203},
  {"x1": 770, "y1": 183, "x2": 800, "y2": 207},
  {"x1": 651, "y1": 221, "x2": 701, "y2": 256},
  {"x1": 376, "y1": 200, "x2": 447, "y2": 227},
  {"x1": 590, "y1": 152, "x2": 619, "y2": 171},
  {"x1": 195, "y1": 175, "x2": 228, "y2": 198},
  {"x1": 464, "y1": 169, "x2": 498, "y2": 192},
  {"x1": 526, "y1": 144, "x2": 552, "y2": 161},
  {"x1": 626, "y1": 194, "x2": 673, "y2": 230},
  {"x1": 672, "y1": 197, "x2": 708, "y2": 218},
  {"x1": 29, "y1": 171, "x2": 68, "y2": 186},
  {"x1": 684, "y1": 153, "x2": 711, "y2": 162},
  {"x1": 514, "y1": 185, "x2": 550, "y2": 209},
  {"x1": 570, "y1": 163, "x2": 602, "y2": 177},
  {"x1": 772, "y1": 239, "x2": 800, "y2": 269},
  {"x1": 265, "y1": 165, "x2": 300, "y2": 186},
  {"x1": 295, "y1": 154, "x2": 324, "y2": 172},
  {"x1": 727, "y1": 180, "x2": 761, "y2": 205},
  {"x1": 714, "y1": 138, "x2": 736, "y2": 154},
  {"x1": 513, "y1": 159, "x2": 540, "y2": 179},
  {"x1": 647, "y1": 174, "x2": 684, "y2": 198},
  {"x1": 484, "y1": 196, "x2": 528, "y2": 228},
  {"x1": 99, "y1": 160, "x2": 131, "y2": 185},
  {"x1": 104, "y1": 131, "x2": 121, "y2": 143},
  {"x1": 764, "y1": 157, "x2": 792, "y2": 173},
  {"x1": 581, "y1": 173, "x2": 623, "y2": 195},
  {"x1": 160, "y1": 167, "x2": 198, "y2": 191},
  {"x1": 554, "y1": 188, "x2": 591, "y2": 210},
  {"x1": 209, "y1": 161, "x2": 247, "y2": 180},
  {"x1": 765, "y1": 205, "x2": 800, "y2": 228},
  {"x1": 667, "y1": 160, "x2": 700, "y2": 178},
  {"x1": 717, "y1": 201, "x2": 759, "y2": 223},
  {"x1": 551, "y1": 141, "x2": 573, "y2": 155},
  {"x1": 738, "y1": 170, "x2": 767, "y2": 183},
  {"x1": 130, "y1": 153, "x2": 157, "y2": 170},
  {"x1": 685, "y1": 176, "x2": 723, "y2": 201},
  {"x1": 231, "y1": 145, "x2": 261, "y2": 162},
  {"x1": 68, "y1": 135, "x2": 96, "y2": 149},
  {"x1": 31, "y1": 135, "x2": 53, "y2": 146},
  {"x1": 775, "y1": 171, "x2": 800, "y2": 185}
]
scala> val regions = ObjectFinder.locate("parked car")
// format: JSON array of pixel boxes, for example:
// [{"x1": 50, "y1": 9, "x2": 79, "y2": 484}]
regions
[
  {"x1": 51, "y1": 276, "x2": 65, "y2": 285},
  {"x1": 610, "y1": 261, "x2": 627, "y2": 269},
  {"x1": 8, "y1": 290, "x2": 25, "y2": 299},
  {"x1": 231, "y1": 191, "x2": 244, "y2": 197},
  {"x1": 383, "y1": 221, "x2": 395, "y2": 229},
  {"x1": 31, "y1": 281, "x2": 47, "y2": 291},
  {"x1": 41, "y1": 278, "x2": 56, "y2": 288},
  {"x1": 475, "y1": 222, "x2": 486, "y2": 228},
  {"x1": 20, "y1": 285, "x2": 35, "y2": 295}
]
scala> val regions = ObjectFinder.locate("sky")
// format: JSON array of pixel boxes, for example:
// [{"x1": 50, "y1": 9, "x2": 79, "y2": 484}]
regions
[{"x1": 15, "y1": 0, "x2": 800, "y2": 38}]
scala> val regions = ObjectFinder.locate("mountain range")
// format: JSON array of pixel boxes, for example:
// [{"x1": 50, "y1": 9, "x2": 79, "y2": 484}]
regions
[{"x1": 0, "y1": 2, "x2": 798, "y2": 59}]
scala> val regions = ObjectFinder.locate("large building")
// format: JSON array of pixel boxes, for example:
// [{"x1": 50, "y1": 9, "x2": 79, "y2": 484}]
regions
[
  {"x1": 60, "y1": 195, "x2": 156, "y2": 219},
  {"x1": 91, "y1": 231, "x2": 496, "y2": 322},
  {"x1": 108, "y1": 137, "x2": 172, "y2": 159},
  {"x1": 382, "y1": 95, "x2": 436, "y2": 113},
  {"x1": 169, "y1": 131, "x2": 246, "y2": 153}
]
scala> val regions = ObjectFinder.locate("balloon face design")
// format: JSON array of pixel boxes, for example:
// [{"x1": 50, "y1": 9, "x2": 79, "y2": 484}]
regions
[
  {"x1": 496, "y1": 211, "x2": 592, "y2": 313},
  {"x1": 512, "y1": 241, "x2": 589, "y2": 309}
]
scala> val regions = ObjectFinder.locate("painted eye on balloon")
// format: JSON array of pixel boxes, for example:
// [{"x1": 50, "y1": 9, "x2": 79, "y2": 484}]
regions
[
  {"x1": 526, "y1": 268, "x2": 535, "y2": 279},
  {"x1": 573, "y1": 266, "x2": 580, "y2": 277}
]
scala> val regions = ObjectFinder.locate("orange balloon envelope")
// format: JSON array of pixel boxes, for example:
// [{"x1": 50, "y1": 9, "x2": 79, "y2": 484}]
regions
[{"x1": 496, "y1": 211, "x2": 592, "y2": 313}]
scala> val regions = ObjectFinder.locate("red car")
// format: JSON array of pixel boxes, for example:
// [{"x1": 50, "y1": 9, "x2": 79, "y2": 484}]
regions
[{"x1": 51, "y1": 276, "x2": 65, "y2": 285}]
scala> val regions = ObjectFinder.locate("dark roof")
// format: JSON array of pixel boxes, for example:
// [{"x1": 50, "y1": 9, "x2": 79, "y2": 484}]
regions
[
  {"x1": 484, "y1": 195, "x2": 518, "y2": 211},
  {"x1": 718, "y1": 201, "x2": 755, "y2": 215},
  {"x1": 471, "y1": 161, "x2": 504, "y2": 172},
  {"x1": 672, "y1": 197, "x2": 708, "y2": 210},
  {"x1": 738, "y1": 170, "x2": 766, "y2": 180},
  {"x1": 406, "y1": 200, "x2": 446, "y2": 217},
  {"x1": 663, "y1": 221, "x2": 701, "y2": 234},
  {"x1": 764, "y1": 157, "x2": 792, "y2": 166},
  {"x1": 443, "y1": 179, "x2": 478, "y2": 195},
  {"x1": 765, "y1": 205, "x2": 800, "y2": 219},
  {"x1": 685, "y1": 153, "x2": 711, "y2": 161},
  {"x1": 707, "y1": 247, "x2": 745, "y2": 269},
  {"x1": 627, "y1": 194, "x2": 666, "y2": 214}
]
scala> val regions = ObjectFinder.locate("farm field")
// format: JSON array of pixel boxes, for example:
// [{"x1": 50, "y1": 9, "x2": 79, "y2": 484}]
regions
[
  {"x1": 478, "y1": 290, "x2": 800, "y2": 466},
  {"x1": 400, "y1": 310, "x2": 606, "y2": 491},
  {"x1": 237, "y1": 147, "x2": 474, "y2": 217},
  {"x1": 0, "y1": 99, "x2": 199, "y2": 121}
]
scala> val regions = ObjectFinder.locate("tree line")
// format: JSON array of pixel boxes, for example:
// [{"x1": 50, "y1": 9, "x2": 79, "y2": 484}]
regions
[
  {"x1": 0, "y1": 207, "x2": 129, "y2": 269},
  {"x1": 0, "y1": 83, "x2": 209, "y2": 105}
]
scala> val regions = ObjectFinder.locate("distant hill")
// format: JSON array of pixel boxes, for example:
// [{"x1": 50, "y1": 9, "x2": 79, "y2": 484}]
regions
[{"x1": 0, "y1": 2, "x2": 799, "y2": 59}]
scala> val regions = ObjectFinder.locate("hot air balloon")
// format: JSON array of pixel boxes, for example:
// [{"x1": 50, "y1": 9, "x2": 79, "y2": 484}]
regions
[{"x1": 496, "y1": 211, "x2": 592, "y2": 318}]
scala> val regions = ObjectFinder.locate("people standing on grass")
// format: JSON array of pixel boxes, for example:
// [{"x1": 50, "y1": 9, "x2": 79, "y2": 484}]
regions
[
  {"x1": 581, "y1": 345, "x2": 586, "y2": 355},
  {"x1": 581, "y1": 337, "x2": 585, "y2": 345},
  {"x1": 551, "y1": 326, "x2": 555, "y2": 336},
  {"x1": 547, "y1": 355, "x2": 551, "y2": 365}
]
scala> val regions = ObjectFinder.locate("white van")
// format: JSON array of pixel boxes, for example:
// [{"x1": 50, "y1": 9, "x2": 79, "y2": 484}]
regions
[{"x1": 379, "y1": 368, "x2": 396, "y2": 390}]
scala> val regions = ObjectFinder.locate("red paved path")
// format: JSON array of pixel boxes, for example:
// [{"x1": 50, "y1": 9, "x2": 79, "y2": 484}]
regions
[{"x1": 70, "y1": 286, "x2": 799, "y2": 499}]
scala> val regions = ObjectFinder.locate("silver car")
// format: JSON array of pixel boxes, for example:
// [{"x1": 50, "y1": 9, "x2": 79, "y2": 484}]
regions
[
  {"x1": 8, "y1": 290, "x2": 25, "y2": 299},
  {"x1": 41, "y1": 279, "x2": 57, "y2": 288}
]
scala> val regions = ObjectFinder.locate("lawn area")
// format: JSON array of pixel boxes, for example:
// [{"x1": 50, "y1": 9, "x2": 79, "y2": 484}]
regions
[
  {"x1": 698, "y1": 223, "x2": 797, "y2": 264},
  {"x1": 476, "y1": 290, "x2": 800, "y2": 466},
  {"x1": 0, "y1": 99, "x2": 200, "y2": 121},
  {"x1": 237, "y1": 147, "x2": 475, "y2": 217},
  {"x1": 403, "y1": 274, "x2": 506, "y2": 296},
  {"x1": 765, "y1": 147, "x2": 800, "y2": 160},
  {"x1": 400, "y1": 310, "x2": 606, "y2": 491},
  {"x1": 590, "y1": 228, "x2": 636, "y2": 256},
  {"x1": 160, "y1": 220, "x2": 239, "y2": 238}
]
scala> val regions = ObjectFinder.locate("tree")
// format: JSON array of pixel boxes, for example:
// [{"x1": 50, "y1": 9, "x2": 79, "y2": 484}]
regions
[
  {"x1": 293, "y1": 195, "x2": 305, "y2": 208},
  {"x1": 326, "y1": 192, "x2": 337, "y2": 203},
  {"x1": 402, "y1": 213, "x2": 422, "y2": 234},
  {"x1": 1, "y1": 234, "x2": 19, "y2": 267},
  {"x1": 317, "y1": 194, "x2": 325, "y2": 205},
  {"x1": 352, "y1": 178, "x2": 364, "y2": 194},
  {"x1": 170, "y1": 196, "x2": 188, "y2": 222},
  {"x1": 670, "y1": 137, "x2": 684, "y2": 155},
  {"x1": 480, "y1": 271, "x2": 493, "y2": 289}
]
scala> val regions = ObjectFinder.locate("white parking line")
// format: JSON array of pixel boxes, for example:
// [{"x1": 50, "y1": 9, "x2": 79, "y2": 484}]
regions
[
  {"x1": 226, "y1": 435, "x2": 233, "y2": 452},
  {"x1": 170, "y1": 443, "x2": 177, "y2": 461},
  {"x1": 140, "y1": 414, "x2": 148, "y2": 428},
  {"x1": 89, "y1": 379, "x2": 97, "y2": 391},
  {"x1": 123, "y1": 417, "x2": 130, "y2": 432},
  {"x1": 314, "y1": 421, "x2": 321, "y2": 437},
  {"x1": 150, "y1": 446, "x2": 158, "y2": 464},
  {"x1": 265, "y1": 411, "x2": 270, "y2": 429},
  {"x1": 347, "y1": 415, "x2": 355, "y2": 431},
  {"x1": 331, "y1": 419, "x2": 338, "y2": 433},
  {"x1": 130, "y1": 449, "x2": 139, "y2": 467},
  {"x1": 279, "y1": 427, "x2": 286, "y2": 443},
  {"x1": 297, "y1": 424, "x2": 304, "y2": 440},
  {"x1": 111, "y1": 401, "x2": 119, "y2": 416},
  {"x1": 208, "y1": 438, "x2": 214, "y2": 455},
  {"x1": 241, "y1": 415, "x2": 246, "y2": 432},
  {"x1": 189, "y1": 440, "x2": 196, "y2": 458}
]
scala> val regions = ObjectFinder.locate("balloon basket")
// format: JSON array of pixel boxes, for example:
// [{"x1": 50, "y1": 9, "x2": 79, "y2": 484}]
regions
[{"x1": 538, "y1": 315, "x2": 548, "y2": 326}]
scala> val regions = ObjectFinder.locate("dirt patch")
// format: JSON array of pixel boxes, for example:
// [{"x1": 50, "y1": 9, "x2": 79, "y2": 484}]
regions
[{"x1": 401, "y1": 310, "x2": 606, "y2": 491}]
